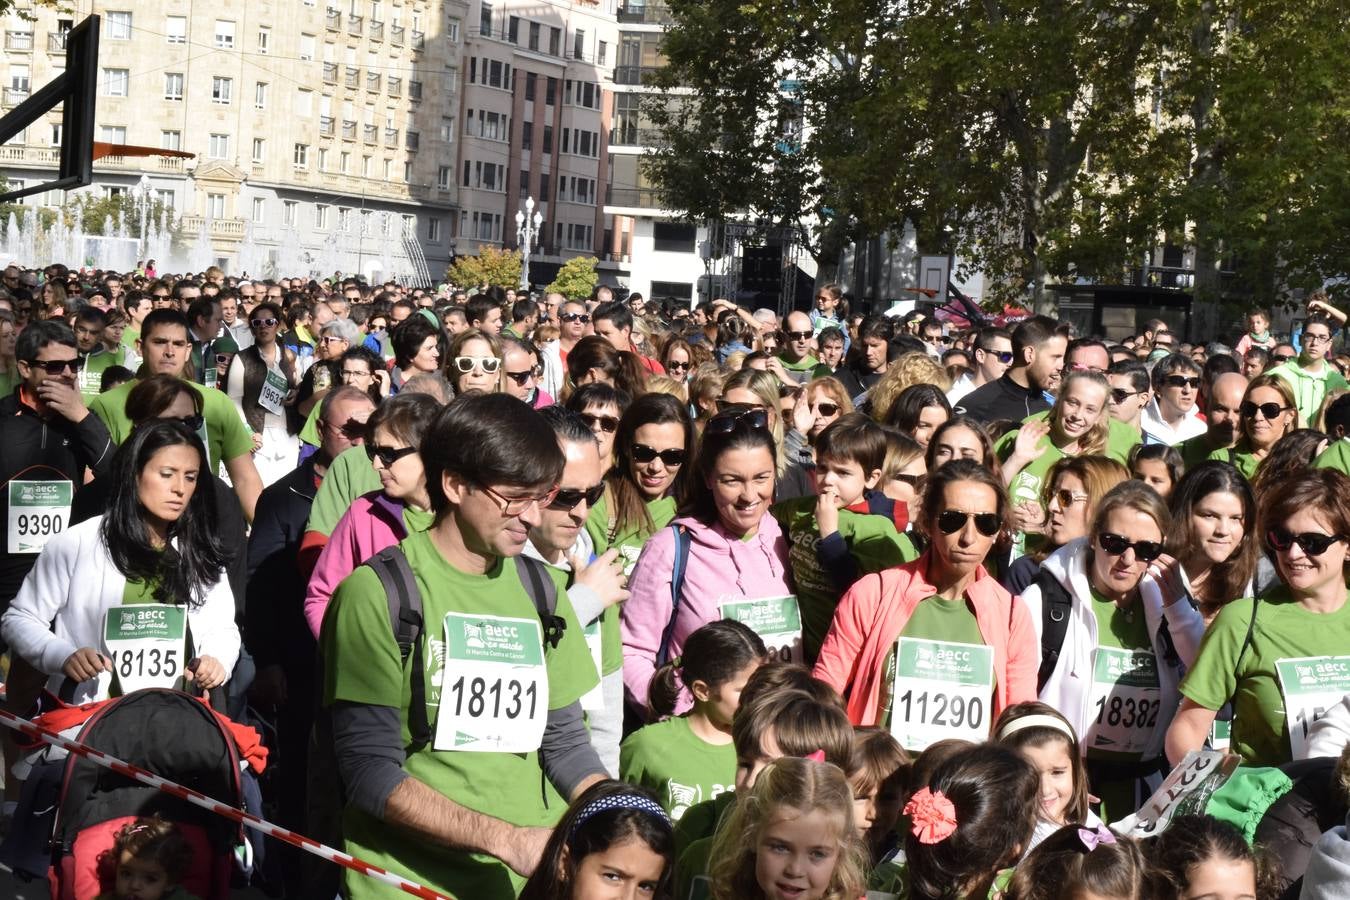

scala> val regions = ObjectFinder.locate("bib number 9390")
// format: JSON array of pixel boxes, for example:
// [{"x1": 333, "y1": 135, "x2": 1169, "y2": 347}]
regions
[
  {"x1": 719, "y1": 595, "x2": 803, "y2": 666},
  {"x1": 434, "y1": 611, "x2": 549, "y2": 753}
]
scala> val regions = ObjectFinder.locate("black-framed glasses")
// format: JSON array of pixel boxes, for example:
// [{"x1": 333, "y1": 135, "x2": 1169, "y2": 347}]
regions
[
  {"x1": 936, "y1": 510, "x2": 1001, "y2": 537},
  {"x1": 561, "y1": 312, "x2": 591, "y2": 324},
  {"x1": 632, "y1": 444, "x2": 687, "y2": 467},
  {"x1": 1097, "y1": 532, "x2": 1163, "y2": 561},
  {"x1": 341, "y1": 368, "x2": 374, "y2": 380},
  {"x1": 250, "y1": 317, "x2": 278, "y2": 328},
  {"x1": 1266, "y1": 527, "x2": 1346, "y2": 557},
  {"x1": 785, "y1": 329, "x2": 814, "y2": 341},
  {"x1": 477, "y1": 482, "x2": 560, "y2": 516},
  {"x1": 580, "y1": 413, "x2": 619, "y2": 434},
  {"x1": 813, "y1": 402, "x2": 840, "y2": 417},
  {"x1": 1110, "y1": 388, "x2": 1142, "y2": 405},
  {"x1": 1304, "y1": 332, "x2": 1334, "y2": 345},
  {"x1": 1240, "y1": 401, "x2": 1290, "y2": 420},
  {"x1": 1163, "y1": 375, "x2": 1201, "y2": 390},
  {"x1": 454, "y1": 355, "x2": 501, "y2": 374},
  {"x1": 549, "y1": 483, "x2": 606, "y2": 511},
  {"x1": 27, "y1": 357, "x2": 84, "y2": 374},
  {"x1": 366, "y1": 443, "x2": 418, "y2": 467},
  {"x1": 707, "y1": 406, "x2": 771, "y2": 434},
  {"x1": 504, "y1": 366, "x2": 541, "y2": 385},
  {"x1": 174, "y1": 413, "x2": 205, "y2": 432}
]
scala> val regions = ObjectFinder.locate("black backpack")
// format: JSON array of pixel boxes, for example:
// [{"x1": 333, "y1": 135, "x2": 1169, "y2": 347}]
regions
[{"x1": 363, "y1": 546, "x2": 563, "y2": 753}]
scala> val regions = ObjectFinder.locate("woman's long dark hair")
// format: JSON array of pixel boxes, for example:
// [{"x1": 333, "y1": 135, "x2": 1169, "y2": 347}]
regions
[
  {"x1": 607, "y1": 393, "x2": 694, "y2": 541},
  {"x1": 1166, "y1": 461, "x2": 1258, "y2": 613},
  {"x1": 678, "y1": 405, "x2": 777, "y2": 525},
  {"x1": 101, "y1": 420, "x2": 231, "y2": 608}
]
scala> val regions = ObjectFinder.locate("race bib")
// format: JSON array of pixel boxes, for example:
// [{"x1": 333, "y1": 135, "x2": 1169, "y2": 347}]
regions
[
  {"x1": 890, "y1": 637, "x2": 994, "y2": 751},
  {"x1": 434, "y1": 612, "x2": 548, "y2": 753},
  {"x1": 79, "y1": 364, "x2": 103, "y2": 396},
  {"x1": 1210, "y1": 719, "x2": 1232, "y2": 752},
  {"x1": 1085, "y1": 647, "x2": 1162, "y2": 756},
  {"x1": 203, "y1": 364, "x2": 217, "y2": 390},
  {"x1": 103, "y1": 604, "x2": 186, "y2": 694},
  {"x1": 8, "y1": 480, "x2": 72, "y2": 554},
  {"x1": 580, "y1": 619, "x2": 605, "y2": 712},
  {"x1": 1276, "y1": 655, "x2": 1350, "y2": 759},
  {"x1": 719, "y1": 595, "x2": 803, "y2": 665},
  {"x1": 259, "y1": 369, "x2": 288, "y2": 416}
]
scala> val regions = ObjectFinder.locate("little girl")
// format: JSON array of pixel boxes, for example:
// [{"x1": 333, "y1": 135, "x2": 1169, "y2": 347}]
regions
[
  {"x1": 708, "y1": 755, "x2": 867, "y2": 900},
  {"x1": 518, "y1": 780, "x2": 674, "y2": 900},
  {"x1": 1005, "y1": 824, "x2": 1157, "y2": 900},
  {"x1": 995, "y1": 702, "x2": 1103, "y2": 852},
  {"x1": 96, "y1": 816, "x2": 198, "y2": 900},
  {"x1": 620, "y1": 619, "x2": 766, "y2": 821},
  {"x1": 1129, "y1": 444, "x2": 1183, "y2": 500},
  {"x1": 1149, "y1": 814, "x2": 1276, "y2": 900},
  {"x1": 848, "y1": 727, "x2": 911, "y2": 865}
]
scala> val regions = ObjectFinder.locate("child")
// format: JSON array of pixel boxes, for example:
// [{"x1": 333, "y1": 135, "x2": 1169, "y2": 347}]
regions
[
  {"x1": 707, "y1": 756, "x2": 868, "y2": 900},
  {"x1": 1005, "y1": 824, "x2": 1157, "y2": 900},
  {"x1": 620, "y1": 619, "x2": 767, "y2": 821},
  {"x1": 995, "y1": 702, "x2": 1103, "y2": 852},
  {"x1": 849, "y1": 727, "x2": 911, "y2": 866},
  {"x1": 96, "y1": 816, "x2": 199, "y2": 900},
  {"x1": 1149, "y1": 814, "x2": 1277, "y2": 900},
  {"x1": 1129, "y1": 443, "x2": 1183, "y2": 500},
  {"x1": 773, "y1": 414, "x2": 918, "y2": 662},
  {"x1": 1236, "y1": 308, "x2": 1276, "y2": 356},
  {"x1": 879, "y1": 426, "x2": 926, "y2": 512},
  {"x1": 517, "y1": 780, "x2": 674, "y2": 900}
]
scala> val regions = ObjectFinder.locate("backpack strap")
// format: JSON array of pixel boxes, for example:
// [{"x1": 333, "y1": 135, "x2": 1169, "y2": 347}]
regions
[
  {"x1": 515, "y1": 555, "x2": 565, "y2": 649},
  {"x1": 1235, "y1": 595, "x2": 1259, "y2": 674},
  {"x1": 364, "y1": 546, "x2": 431, "y2": 752},
  {"x1": 1035, "y1": 569, "x2": 1074, "y2": 693},
  {"x1": 655, "y1": 525, "x2": 693, "y2": 670}
]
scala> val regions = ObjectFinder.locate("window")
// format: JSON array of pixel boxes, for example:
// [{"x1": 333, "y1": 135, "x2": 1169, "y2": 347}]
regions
[
  {"x1": 166, "y1": 16, "x2": 186, "y2": 43},
  {"x1": 507, "y1": 16, "x2": 519, "y2": 43},
  {"x1": 525, "y1": 72, "x2": 537, "y2": 102},
  {"x1": 257, "y1": 26, "x2": 270, "y2": 53},
  {"x1": 107, "y1": 12, "x2": 132, "y2": 40},
  {"x1": 428, "y1": 218, "x2": 441, "y2": 241},
  {"x1": 294, "y1": 143, "x2": 309, "y2": 168},
  {"x1": 479, "y1": 2, "x2": 492, "y2": 36},
  {"x1": 99, "y1": 125, "x2": 128, "y2": 143},
  {"x1": 208, "y1": 133, "x2": 229, "y2": 158},
  {"x1": 300, "y1": 34, "x2": 316, "y2": 60},
  {"x1": 49, "y1": 124, "x2": 62, "y2": 146},
  {"x1": 651, "y1": 281, "x2": 695, "y2": 301},
  {"x1": 252, "y1": 138, "x2": 265, "y2": 163},
  {"x1": 653, "y1": 222, "x2": 698, "y2": 253},
  {"x1": 487, "y1": 60, "x2": 505, "y2": 89},
  {"x1": 403, "y1": 214, "x2": 416, "y2": 235},
  {"x1": 542, "y1": 125, "x2": 553, "y2": 153},
  {"x1": 105, "y1": 186, "x2": 129, "y2": 200},
  {"x1": 561, "y1": 127, "x2": 570, "y2": 154},
  {"x1": 573, "y1": 28, "x2": 584, "y2": 60},
  {"x1": 283, "y1": 201, "x2": 298, "y2": 226},
  {"x1": 362, "y1": 155, "x2": 372, "y2": 176},
  {"x1": 155, "y1": 189, "x2": 176, "y2": 209},
  {"x1": 548, "y1": 27, "x2": 560, "y2": 56},
  {"x1": 404, "y1": 161, "x2": 412, "y2": 182},
  {"x1": 539, "y1": 172, "x2": 549, "y2": 202},
  {"x1": 295, "y1": 89, "x2": 313, "y2": 116},
  {"x1": 545, "y1": 76, "x2": 556, "y2": 105},
  {"x1": 439, "y1": 117, "x2": 453, "y2": 143},
  {"x1": 598, "y1": 40, "x2": 607, "y2": 65},
  {"x1": 447, "y1": 18, "x2": 460, "y2": 42},
  {"x1": 318, "y1": 147, "x2": 329, "y2": 171},
  {"x1": 252, "y1": 198, "x2": 266, "y2": 222},
  {"x1": 212, "y1": 76, "x2": 233, "y2": 104},
  {"x1": 315, "y1": 204, "x2": 329, "y2": 229},
  {"x1": 161, "y1": 130, "x2": 182, "y2": 151},
  {"x1": 437, "y1": 165, "x2": 450, "y2": 189},
  {"x1": 519, "y1": 171, "x2": 530, "y2": 199},
  {"x1": 254, "y1": 82, "x2": 268, "y2": 109},
  {"x1": 164, "y1": 73, "x2": 184, "y2": 101},
  {"x1": 340, "y1": 151, "x2": 350, "y2": 172},
  {"x1": 214, "y1": 20, "x2": 235, "y2": 48},
  {"x1": 521, "y1": 121, "x2": 532, "y2": 150},
  {"x1": 462, "y1": 160, "x2": 471, "y2": 186},
  {"x1": 102, "y1": 68, "x2": 129, "y2": 97},
  {"x1": 338, "y1": 207, "x2": 351, "y2": 230},
  {"x1": 207, "y1": 194, "x2": 225, "y2": 218},
  {"x1": 528, "y1": 21, "x2": 540, "y2": 51}
]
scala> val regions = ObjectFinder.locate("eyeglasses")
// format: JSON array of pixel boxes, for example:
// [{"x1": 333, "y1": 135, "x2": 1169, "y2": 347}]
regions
[
  {"x1": 936, "y1": 510, "x2": 1001, "y2": 537},
  {"x1": 504, "y1": 366, "x2": 542, "y2": 385},
  {"x1": 341, "y1": 368, "x2": 374, "y2": 380},
  {"x1": 666, "y1": 360, "x2": 691, "y2": 372},
  {"x1": 1110, "y1": 389, "x2": 1142, "y2": 405},
  {"x1": 250, "y1": 317, "x2": 278, "y2": 328},
  {"x1": 980, "y1": 349, "x2": 1015, "y2": 365},
  {"x1": 454, "y1": 355, "x2": 501, "y2": 374},
  {"x1": 549, "y1": 483, "x2": 606, "y2": 511},
  {"x1": 1272, "y1": 353, "x2": 1296, "y2": 363},
  {"x1": 1096, "y1": 532, "x2": 1163, "y2": 561},
  {"x1": 813, "y1": 402, "x2": 840, "y2": 417},
  {"x1": 477, "y1": 482, "x2": 560, "y2": 516},
  {"x1": 1240, "y1": 400, "x2": 1290, "y2": 420},
  {"x1": 706, "y1": 406, "x2": 771, "y2": 435},
  {"x1": 632, "y1": 444, "x2": 687, "y2": 467},
  {"x1": 580, "y1": 412, "x2": 619, "y2": 433},
  {"x1": 1162, "y1": 376, "x2": 1201, "y2": 390},
  {"x1": 1304, "y1": 333, "x2": 1334, "y2": 345},
  {"x1": 891, "y1": 473, "x2": 923, "y2": 487},
  {"x1": 320, "y1": 335, "x2": 349, "y2": 345},
  {"x1": 27, "y1": 357, "x2": 84, "y2": 374},
  {"x1": 1267, "y1": 527, "x2": 1345, "y2": 556},
  {"x1": 785, "y1": 330, "x2": 814, "y2": 341},
  {"x1": 1051, "y1": 489, "x2": 1089, "y2": 508},
  {"x1": 561, "y1": 313, "x2": 591, "y2": 324},
  {"x1": 365, "y1": 443, "x2": 418, "y2": 467}
]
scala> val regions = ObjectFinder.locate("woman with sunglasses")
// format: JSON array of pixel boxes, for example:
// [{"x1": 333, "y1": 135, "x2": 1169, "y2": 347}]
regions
[
  {"x1": 621, "y1": 404, "x2": 791, "y2": 714},
  {"x1": 1022, "y1": 480, "x2": 1187, "y2": 818},
  {"x1": 500, "y1": 336, "x2": 552, "y2": 408},
  {"x1": 720, "y1": 368, "x2": 813, "y2": 500},
  {"x1": 303, "y1": 393, "x2": 441, "y2": 637},
  {"x1": 446, "y1": 328, "x2": 502, "y2": 395},
  {"x1": 1168, "y1": 468, "x2": 1350, "y2": 768},
  {"x1": 661, "y1": 337, "x2": 695, "y2": 383},
  {"x1": 813, "y1": 459, "x2": 1036, "y2": 737},
  {"x1": 566, "y1": 382, "x2": 631, "y2": 471},
  {"x1": 801, "y1": 376, "x2": 853, "y2": 455},
  {"x1": 1208, "y1": 374, "x2": 1298, "y2": 479},
  {"x1": 225, "y1": 301, "x2": 299, "y2": 487}
]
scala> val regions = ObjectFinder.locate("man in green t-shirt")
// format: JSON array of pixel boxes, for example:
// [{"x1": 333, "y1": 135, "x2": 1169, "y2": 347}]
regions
[
  {"x1": 1314, "y1": 394, "x2": 1350, "y2": 475},
  {"x1": 1179, "y1": 372, "x2": 1247, "y2": 471},
  {"x1": 322, "y1": 393, "x2": 606, "y2": 899},
  {"x1": 1270, "y1": 314, "x2": 1348, "y2": 427},
  {"x1": 776, "y1": 311, "x2": 821, "y2": 384}
]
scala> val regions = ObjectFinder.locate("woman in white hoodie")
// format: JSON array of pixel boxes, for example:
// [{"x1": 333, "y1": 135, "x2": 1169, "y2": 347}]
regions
[
  {"x1": 1, "y1": 419, "x2": 239, "y2": 705},
  {"x1": 1020, "y1": 480, "x2": 1202, "y2": 820}
]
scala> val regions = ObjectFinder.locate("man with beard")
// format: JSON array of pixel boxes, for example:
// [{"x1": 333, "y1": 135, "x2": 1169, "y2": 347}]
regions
[{"x1": 957, "y1": 315, "x2": 1067, "y2": 424}]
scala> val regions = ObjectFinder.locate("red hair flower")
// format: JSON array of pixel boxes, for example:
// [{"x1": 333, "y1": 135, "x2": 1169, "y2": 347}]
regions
[{"x1": 903, "y1": 787, "x2": 958, "y2": 845}]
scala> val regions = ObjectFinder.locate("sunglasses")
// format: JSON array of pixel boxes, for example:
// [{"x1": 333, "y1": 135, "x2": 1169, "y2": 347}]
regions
[
  {"x1": 1051, "y1": 489, "x2": 1088, "y2": 508},
  {"x1": 666, "y1": 360, "x2": 691, "y2": 372},
  {"x1": 175, "y1": 413, "x2": 205, "y2": 432},
  {"x1": 981, "y1": 349, "x2": 1015, "y2": 365},
  {"x1": 1240, "y1": 400, "x2": 1290, "y2": 420},
  {"x1": 779, "y1": 384, "x2": 803, "y2": 399},
  {"x1": 561, "y1": 312, "x2": 591, "y2": 324},
  {"x1": 810, "y1": 400, "x2": 840, "y2": 418},
  {"x1": 454, "y1": 355, "x2": 501, "y2": 374},
  {"x1": 366, "y1": 443, "x2": 418, "y2": 467},
  {"x1": 549, "y1": 483, "x2": 606, "y2": 511},
  {"x1": 334, "y1": 417, "x2": 367, "y2": 440},
  {"x1": 1110, "y1": 388, "x2": 1142, "y2": 405},
  {"x1": 1272, "y1": 353, "x2": 1296, "y2": 363},
  {"x1": 891, "y1": 473, "x2": 923, "y2": 487},
  {"x1": 632, "y1": 444, "x2": 687, "y2": 467},
  {"x1": 477, "y1": 482, "x2": 560, "y2": 516},
  {"x1": 1266, "y1": 527, "x2": 1345, "y2": 556},
  {"x1": 27, "y1": 357, "x2": 84, "y2": 374},
  {"x1": 707, "y1": 406, "x2": 771, "y2": 434},
  {"x1": 504, "y1": 366, "x2": 542, "y2": 385},
  {"x1": 785, "y1": 330, "x2": 814, "y2": 341},
  {"x1": 1163, "y1": 376, "x2": 1201, "y2": 390},
  {"x1": 936, "y1": 510, "x2": 1001, "y2": 537},
  {"x1": 580, "y1": 412, "x2": 619, "y2": 433},
  {"x1": 250, "y1": 317, "x2": 278, "y2": 328},
  {"x1": 1097, "y1": 532, "x2": 1163, "y2": 561}
]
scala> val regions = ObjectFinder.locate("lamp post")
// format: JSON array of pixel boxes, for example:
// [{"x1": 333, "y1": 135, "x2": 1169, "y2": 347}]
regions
[
  {"x1": 515, "y1": 196, "x2": 543, "y2": 292},
  {"x1": 136, "y1": 174, "x2": 152, "y2": 258}
]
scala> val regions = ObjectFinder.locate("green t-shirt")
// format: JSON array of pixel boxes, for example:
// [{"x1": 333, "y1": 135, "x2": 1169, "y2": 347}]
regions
[
  {"x1": 320, "y1": 529, "x2": 597, "y2": 899},
  {"x1": 771, "y1": 496, "x2": 918, "y2": 662},
  {"x1": 777, "y1": 354, "x2": 821, "y2": 382},
  {"x1": 402, "y1": 505, "x2": 435, "y2": 534},
  {"x1": 1314, "y1": 438, "x2": 1350, "y2": 476},
  {"x1": 122, "y1": 577, "x2": 158, "y2": 605},
  {"x1": 1181, "y1": 433, "x2": 1224, "y2": 471},
  {"x1": 673, "y1": 790, "x2": 735, "y2": 862},
  {"x1": 299, "y1": 401, "x2": 324, "y2": 448},
  {"x1": 306, "y1": 444, "x2": 383, "y2": 537},
  {"x1": 1270, "y1": 360, "x2": 1348, "y2": 427},
  {"x1": 121, "y1": 326, "x2": 140, "y2": 352},
  {"x1": 878, "y1": 595, "x2": 985, "y2": 727},
  {"x1": 89, "y1": 378, "x2": 254, "y2": 475},
  {"x1": 619, "y1": 716, "x2": 735, "y2": 821},
  {"x1": 78, "y1": 348, "x2": 133, "y2": 402},
  {"x1": 584, "y1": 492, "x2": 678, "y2": 676},
  {"x1": 1207, "y1": 442, "x2": 1260, "y2": 480},
  {"x1": 1179, "y1": 587, "x2": 1350, "y2": 767}
]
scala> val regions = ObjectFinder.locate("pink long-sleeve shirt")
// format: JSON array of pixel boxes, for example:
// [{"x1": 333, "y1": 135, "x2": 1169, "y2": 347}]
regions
[{"x1": 304, "y1": 491, "x2": 410, "y2": 638}]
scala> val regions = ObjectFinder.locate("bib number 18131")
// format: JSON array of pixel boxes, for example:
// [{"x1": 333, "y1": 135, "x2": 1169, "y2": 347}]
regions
[{"x1": 434, "y1": 611, "x2": 549, "y2": 753}]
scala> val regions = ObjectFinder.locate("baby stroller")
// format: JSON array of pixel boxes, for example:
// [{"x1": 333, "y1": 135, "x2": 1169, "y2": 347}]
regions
[{"x1": 43, "y1": 688, "x2": 247, "y2": 899}]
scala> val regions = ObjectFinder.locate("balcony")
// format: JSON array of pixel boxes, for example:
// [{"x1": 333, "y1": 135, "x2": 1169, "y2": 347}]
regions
[
  {"x1": 325, "y1": 9, "x2": 341, "y2": 30},
  {"x1": 47, "y1": 31, "x2": 67, "y2": 52},
  {"x1": 610, "y1": 126, "x2": 669, "y2": 148},
  {"x1": 614, "y1": 65, "x2": 662, "y2": 85},
  {"x1": 384, "y1": 128, "x2": 398, "y2": 147},
  {"x1": 179, "y1": 215, "x2": 247, "y2": 240},
  {"x1": 366, "y1": 72, "x2": 381, "y2": 92},
  {"x1": 322, "y1": 62, "x2": 337, "y2": 84},
  {"x1": 408, "y1": 80, "x2": 422, "y2": 101},
  {"x1": 617, "y1": 1, "x2": 675, "y2": 25},
  {"x1": 341, "y1": 120, "x2": 357, "y2": 140},
  {"x1": 3, "y1": 87, "x2": 30, "y2": 107},
  {"x1": 411, "y1": 30, "x2": 424, "y2": 50},
  {"x1": 6, "y1": 31, "x2": 34, "y2": 51},
  {"x1": 347, "y1": 14, "x2": 363, "y2": 36},
  {"x1": 606, "y1": 186, "x2": 665, "y2": 209},
  {"x1": 369, "y1": 20, "x2": 384, "y2": 41},
  {"x1": 319, "y1": 116, "x2": 335, "y2": 136},
  {"x1": 363, "y1": 123, "x2": 378, "y2": 142},
  {"x1": 405, "y1": 132, "x2": 419, "y2": 152},
  {"x1": 387, "y1": 76, "x2": 401, "y2": 97},
  {"x1": 344, "y1": 66, "x2": 359, "y2": 89},
  {"x1": 390, "y1": 24, "x2": 404, "y2": 45}
]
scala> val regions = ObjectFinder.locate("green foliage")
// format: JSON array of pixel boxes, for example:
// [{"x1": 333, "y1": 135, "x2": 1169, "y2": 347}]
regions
[
  {"x1": 61, "y1": 192, "x2": 169, "y2": 236},
  {"x1": 445, "y1": 246, "x2": 522, "y2": 289},
  {"x1": 546, "y1": 256, "x2": 599, "y2": 300}
]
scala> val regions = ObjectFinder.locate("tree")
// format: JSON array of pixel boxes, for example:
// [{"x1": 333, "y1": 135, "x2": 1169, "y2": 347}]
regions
[
  {"x1": 546, "y1": 256, "x2": 599, "y2": 300},
  {"x1": 445, "y1": 246, "x2": 522, "y2": 289}
]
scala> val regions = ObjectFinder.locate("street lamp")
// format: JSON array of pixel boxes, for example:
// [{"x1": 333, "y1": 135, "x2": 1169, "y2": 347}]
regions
[
  {"x1": 515, "y1": 196, "x2": 543, "y2": 291},
  {"x1": 136, "y1": 174, "x2": 152, "y2": 257}
]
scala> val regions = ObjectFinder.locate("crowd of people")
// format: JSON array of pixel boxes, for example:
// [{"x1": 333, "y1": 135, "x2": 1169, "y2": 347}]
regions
[{"x1": 4, "y1": 260, "x2": 1350, "y2": 900}]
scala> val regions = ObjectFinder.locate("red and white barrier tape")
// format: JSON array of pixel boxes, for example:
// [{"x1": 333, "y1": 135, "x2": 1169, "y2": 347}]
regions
[{"x1": 0, "y1": 707, "x2": 452, "y2": 900}]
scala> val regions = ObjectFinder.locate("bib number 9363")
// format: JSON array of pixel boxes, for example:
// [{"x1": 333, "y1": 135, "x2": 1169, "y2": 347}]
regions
[{"x1": 434, "y1": 611, "x2": 549, "y2": 753}]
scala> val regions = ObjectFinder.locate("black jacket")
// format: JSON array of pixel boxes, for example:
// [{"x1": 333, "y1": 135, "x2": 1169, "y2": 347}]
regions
[
  {"x1": 245, "y1": 455, "x2": 321, "y2": 671},
  {"x1": 955, "y1": 372, "x2": 1051, "y2": 426}
]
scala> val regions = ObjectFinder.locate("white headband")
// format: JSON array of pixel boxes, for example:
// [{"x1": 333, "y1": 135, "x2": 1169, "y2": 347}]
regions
[{"x1": 996, "y1": 714, "x2": 1077, "y2": 742}]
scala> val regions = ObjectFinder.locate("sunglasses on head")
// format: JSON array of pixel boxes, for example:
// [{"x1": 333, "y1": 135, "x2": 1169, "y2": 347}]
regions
[
  {"x1": 1240, "y1": 400, "x2": 1290, "y2": 420},
  {"x1": 580, "y1": 412, "x2": 619, "y2": 433},
  {"x1": 366, "y1": 443, "x2": 418, "y2": 467},
  {"x1": 454, "y1": 355, "x2": 500, "y2": 374},
  {"x1": 504, "y1": 366, "x2": 542, "y2": 385},
  {"x1": 785, "y1": 329, "x2": 813, "y2": 341},
  {"x1": 27, "y1": 357, "x2": 84, "y2": 374},
  {"x1": 549, "y1": 482, "x2": 606, "y2": 511},
  {"x1": 706, "y1": 406, "x2": 771, "y2": 435},
  {"x1": 250, "y1": 317, "x2": 278, "y2": 328},
  {"x1": 632, "y1": 444, "x2": 687, "y2": 467},
  {"x1": 1266, "y1": 527, "x2": 1345, "y2": 556},
  {"x1": 561, "y1": 312, "x2": 591, "y2": 324},
  {"x1": 936, "y1": 510, "x2": 1001, "y2": 537},
  {"x1": 1097, "y1": 532, "x2": 1163, "y2": 561},
  {"x1": 1163, "y1": 375, "x2": 1201, "y2": 390}
]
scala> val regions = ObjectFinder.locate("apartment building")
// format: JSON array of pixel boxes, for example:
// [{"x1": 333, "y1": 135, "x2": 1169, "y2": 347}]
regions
[{"x1": 0, "y1": 1, "x2": 460, "y2": 280}]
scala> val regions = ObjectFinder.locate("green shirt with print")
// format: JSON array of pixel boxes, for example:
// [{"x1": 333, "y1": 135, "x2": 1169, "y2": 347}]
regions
[
  {"x1": 1314, "y1": 438, "x2": 1350, "y2": 477},
  {"x1": 321, "y1": 529, "x2": 598, "y2": 900},
  {"x1": 1179, "y1": 586, "x2": 1350, "y2": 767},
  {"x1": 620, "y1": 716, "x2": 735, "y2": 822},
  {"x1": 1086, "y1": 590, "x2": 1152, "y2": 767},
  {"x1": 878, "y1": 595, "x2": 985, "y2": 727},
  {"x1": 771, "y1": 496, "x2": 918, "y2": 663},
  {"x1": 89, "y1": 378, "x2": 253, "y2": 474},
  {"x1": 584, "y1": 492, "x2": 678, "y2": 676},
  {"x1": 777, "y1": 354, "x2": 821, "y2": 383},
  {"x1": 1270, "y1": 360, "x2": 1348, "y2": 427},
  {"x1": 306, "y1": 444, "x2": 383, "y2": 536},
  {"x1": 78, "y1": 348, "x2": 132, "y2": 402}
]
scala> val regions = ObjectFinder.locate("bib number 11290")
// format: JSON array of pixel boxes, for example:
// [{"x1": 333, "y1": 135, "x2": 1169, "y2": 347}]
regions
[
  {"x1": 890, "y1": 637, "x2": 994, "y2": 751},
  {"x1": 435, "y1": 611, "x2": 549, "y2": 753}
]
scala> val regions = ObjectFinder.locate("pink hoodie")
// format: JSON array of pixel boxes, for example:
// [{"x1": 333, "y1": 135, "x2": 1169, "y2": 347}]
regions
[
  {"x1": 304, "y1": 491, "x2": 410, "y2": 638},
  {"x1": 621, "y1": 513, "x2": 791, "y2": 711}
]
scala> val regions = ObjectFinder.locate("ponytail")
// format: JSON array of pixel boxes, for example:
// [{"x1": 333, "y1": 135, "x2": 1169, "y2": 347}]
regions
[{"x1": 648, "y1": 619, "x2": 767, "y2": 720}]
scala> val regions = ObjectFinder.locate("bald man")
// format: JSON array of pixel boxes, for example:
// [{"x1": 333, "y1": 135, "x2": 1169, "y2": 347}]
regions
[{"x1": 1178, "y1": 371, "x2": 1248, "y2": 470}]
